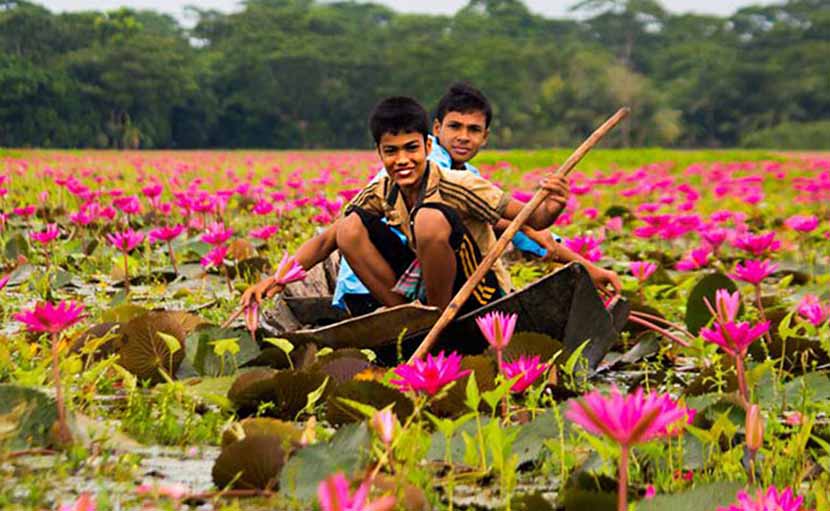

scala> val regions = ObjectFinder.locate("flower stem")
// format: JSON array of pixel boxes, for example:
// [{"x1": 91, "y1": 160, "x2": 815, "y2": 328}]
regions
[
  {"x1": 224, "y1": 266, "x2": 233, "y2": 294},
  {"x1": 629, "y1": 310, "x2": 694, "y2": 339},
  {"x1": 754, "y1": 284, "x2": 774, "y2": 346},
  {"x1": 167, "y1": 241, "x2": 178, "y2": 275},
  {"x1": 627, "y1": 315, "x2": 691, "y2": 347},
  {"x1": 618, "y1": 445, "x2": 629, "y2": 511},
  {"x1": 735, "y1": 355, "x2": 749, "y2": 408},
  {"x1": 50, "y1": 332, "x2": 71, "y2": 445},
  {"x1": 496, "y1": 350, "x2": 508, "y2": 418},
  {"x1": 123, "y1": 251, "x2": 130, "y2": 294}
]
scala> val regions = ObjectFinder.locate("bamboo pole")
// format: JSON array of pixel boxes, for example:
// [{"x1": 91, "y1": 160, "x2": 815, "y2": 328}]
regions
[{"x1": 408, "y1": 107, "x2": 630, "y2": 362}]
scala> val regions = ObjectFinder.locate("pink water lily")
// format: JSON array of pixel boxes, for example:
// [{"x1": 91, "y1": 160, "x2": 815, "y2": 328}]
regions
[
  {"x1": 390, "y1": 351, "x2": 471, "y2": 396},
  {"x1": 629, "y1": 261, "x2": 657, "y2": 283},
  {"x1": 15, "y1": 301, "x2": 85, "y2": 334},
  {"x1": 566, "y1": 386, "x2": 691, "y2": 447},
  {"x1": 201, "y1": 244, "x2": 229, "y2": 270},
  {"x1": 16, "y1": 300, "x2": 85, "y2": 446},
  {"x1": 107, "y1": 229, "x2": 144, "y2": 292},
  {"x1": 501, "y1": 355, "x2": 548, "y2": 393},
  {"x1": 317, "y1": 473, "x2": 396, "y2": 511},
  {"x1": 566, "y1": 386, "x2": 693, "y2": 511},
  {"x1": 30, "y1": 223, "x2": 60, "y2": 245},
  {"x1": 718, "y1": 486, "x2": 805, "y2": 511},
  {"x1": 148, "y1": 224, "x2": 185, "y2": 243},
  {"x1": 675, "y1": 246, "x2": 711, "y2": 271},
  {"x1": 705, "y1": 288, "x2": 742, "y2": 324},
  {"x1": 274, "y1": 252, "x2": 307, "y2": 285},
  {"x1": 106, "y1": 229, "x2": 144, "y2": 253},
  {"x1": 563, "y1": 234, "x2": 603, "y2": 262},
  {"x1": 250, "y1": 224, "x2": 279, "y2": 240},
  {"x1": 797, "y1": 294, "x2": 830, "y2": 326},
  {"x1": 730, "y1": 259, "x2": 779, "y2": 285},
  {"x1": 135, "y1": 482, "x2": 190, "y2": 500},
  {"x1": 475, "y1": 311, "x2": 517, "y2": 352},
  {"x1": 58, "y1": 493, "x2": 96, "y2": 511},
  {"x1": 784, "y1": 214, "x2": 819, "y2": 232},
  {"x1": 700, "y1": 319, "x2": 770, "y2": 358},
  {"x1": 201, "y1": 221, "x2": 233, "y2": 245},
  {"x1": 370, "y1": 407, "x2": 397, "y2": 447},
  {"x1": 733, "y1": 231, "x2": 780, "y2": 256},
  {"x1": 149, "y1": 224, "x2": 185, "y2": 274},
  {"x1": 701, "y1": 227, "x2": 729, "y2": 249}
]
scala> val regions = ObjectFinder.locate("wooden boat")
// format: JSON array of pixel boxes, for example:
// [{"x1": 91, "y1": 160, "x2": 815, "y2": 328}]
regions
[{"x1": 261, "y1": 262, "x2": 629, "y2": 368}]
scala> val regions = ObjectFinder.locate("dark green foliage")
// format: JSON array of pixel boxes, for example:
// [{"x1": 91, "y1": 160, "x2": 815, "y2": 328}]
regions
[
  {"x1": 684, "y1": 272, "x2": 739, "y2": 335},
  {"x1": 325, "y1": 380, "x2": 413, "y2": 426},
  {"x1": 1, "y1": 0, "x2": 828, "y2": 149}
]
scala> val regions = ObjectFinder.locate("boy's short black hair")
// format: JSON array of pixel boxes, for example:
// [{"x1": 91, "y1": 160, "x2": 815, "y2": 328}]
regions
[
  {"x1": 434, "y1": 82, "x2": 493, "y2": 128},
  {"x1": 369, "y1": 96, "x2": 430, "y2": 145}
]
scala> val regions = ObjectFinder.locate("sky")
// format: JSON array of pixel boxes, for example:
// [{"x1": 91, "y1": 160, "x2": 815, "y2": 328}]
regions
[{"x1": 37, "y1": 0, "x2": 781, "y2": 20}]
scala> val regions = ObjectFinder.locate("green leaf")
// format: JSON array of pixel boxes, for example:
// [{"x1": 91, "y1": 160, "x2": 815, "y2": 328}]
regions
[
  {"x1": 684, "y1": 272, "x2": 739, "y2": 334},
  {"x1": 336, "y1": 397, "x2": 379, "y2": 420},
  {"x1": 777, "y1": 311, "x2": 796, "y2": 341},
  {"x1": 298, "y1": 376, "x2": 329, "y2": 419},
  {"x1": 156, "y1": 331, "x2": 181, "y2": 355},
  {"x1": 563, "y1": 339, "x2": 590, "y2": 376},
  {"x1": 637, "y1": 481, "x2": 745, "y2": 511},
  {"x1": 0, "y1": 384, "x2": 59, "y2": 449},
  {"x1": 280, "y1": 423, "x2": 371, "y2": 500},
  {"x1": 185, "y1": 327, "x2": 260, "y2": 377},
  {"x1": 211, "y1": 337, "x2": 241, "y2": 358},
  {"x1": 425, "y1": 411, "x2": 455, "y2": 439},
  {"x1": 481, "y1": 375, "x2": 518, "y2": 414},
  {"x1": 511, "y1": 410, "x2": 565, "y2": 466},
  {"x1": 359, "y1": 349, "x2": 377, "y2": 363},
  {"x1": 465, "y1": 369, "x2": 481, "y2": 411},
  {"x1": 264, "y1": 337, "x2": 294, "y2": 355}
]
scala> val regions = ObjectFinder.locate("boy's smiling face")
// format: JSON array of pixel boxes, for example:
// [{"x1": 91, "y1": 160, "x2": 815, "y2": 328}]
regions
[
  {"x1": 377, "y1": 131, "x2": 432, "y2": 190},
  {"x1": 433, "y1": 110, "x2": 489, "y2": 167}
]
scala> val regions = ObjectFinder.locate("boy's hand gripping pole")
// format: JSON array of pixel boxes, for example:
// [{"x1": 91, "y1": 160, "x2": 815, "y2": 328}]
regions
[{"x1": 408, "y1": 107, "x2": 630, "y2": 362}]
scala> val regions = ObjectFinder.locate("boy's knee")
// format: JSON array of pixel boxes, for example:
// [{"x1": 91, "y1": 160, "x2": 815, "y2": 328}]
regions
[
  {"x1": 336, "y1": 212, "x2": 368, "y2": 249},
  {"x1": 413, "y1": 208, "x2": 452, "y2": 246}
]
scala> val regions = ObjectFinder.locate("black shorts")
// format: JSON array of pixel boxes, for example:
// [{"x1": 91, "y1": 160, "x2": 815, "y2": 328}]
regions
[{"x1": 343, "y1": 204, "x2": 504, "y2": 316}]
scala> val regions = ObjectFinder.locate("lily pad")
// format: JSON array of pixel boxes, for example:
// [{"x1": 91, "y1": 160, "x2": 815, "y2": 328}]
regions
[
  {"x1": 685, "y1": 272, "x2": 739, "y2": 335},
  {"x1": 638, "y1": 481, "x2": 744, "y2": 511},
  {"x1": 212, "y1": 434, "x2": 287, "y2": 490},
  {"x1": 117, "y1": 311, "x2": 188, "y2": 385},
  {"x1": 0, "y1": 384, "x2": 58, "y2": 449},
  {"x1": 220, "y1": 417, "x2": 302, "y2": 451},
  {"x1": 279, "y1": 423, "x2": 371, "y2": 501},
  {"x1": 502, "y1": 332, "x2": 563, "y2": 364},
  {"x1": 5, "y1": 233, "x2": 31, "y2": 260},
  {"x1": 185, "y1": 326, "x2": 260, "y2": 377},
  {"x1": 430, "y1": 355, "x2": 497, "y2": 417},
  {"x1": 326, "y1": 380, "x2": 413, "y2": 426},
  {"x1": 227, "y1": 368, "x2": 279, "y2": 414}
]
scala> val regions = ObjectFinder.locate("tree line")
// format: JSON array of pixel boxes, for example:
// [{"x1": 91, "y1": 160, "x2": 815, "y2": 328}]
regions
[{"x1": 1, "y1": 0, "x2": 829, "y2": 149}]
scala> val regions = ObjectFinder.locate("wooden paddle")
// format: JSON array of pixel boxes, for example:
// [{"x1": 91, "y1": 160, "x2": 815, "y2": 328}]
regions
[{"x1": 408, "y1": 107, "x2": 630, "y2": 362}]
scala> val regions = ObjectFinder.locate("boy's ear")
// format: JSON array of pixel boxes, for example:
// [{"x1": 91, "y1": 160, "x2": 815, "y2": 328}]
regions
[
  {"x1": 425, "y1": 135, "x2": 433, "y2": 155},
  {"x1": 481, "y1": 127, "x2": 490, "y2": 148},
  {"x1": 432, "y1": 118, "x2": 442, "y2": 136}
]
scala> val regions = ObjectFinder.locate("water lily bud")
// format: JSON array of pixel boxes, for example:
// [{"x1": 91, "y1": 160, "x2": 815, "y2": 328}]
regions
[
  {"x1": 371, "y1": 407, "x2": 397, "y2": 447},
  {"x1": 746, "y1": 404, "x2": 764, "y2": 453}
]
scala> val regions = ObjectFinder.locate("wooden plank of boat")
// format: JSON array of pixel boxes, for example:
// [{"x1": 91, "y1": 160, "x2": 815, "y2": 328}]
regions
[{"x1": 270, "y1": 263, "x2": 626, "y2": 368}]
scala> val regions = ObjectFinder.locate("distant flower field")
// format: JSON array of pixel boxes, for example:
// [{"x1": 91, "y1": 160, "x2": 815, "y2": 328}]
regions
[{"x1": 0, "y1": 148, "x2": 828, "y2": 510}]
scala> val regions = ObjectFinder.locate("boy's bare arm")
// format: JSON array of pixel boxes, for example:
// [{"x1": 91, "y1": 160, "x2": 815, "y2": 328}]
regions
[{"x1": 240, "y1": 224, "x2": 339, "y2": 307}]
